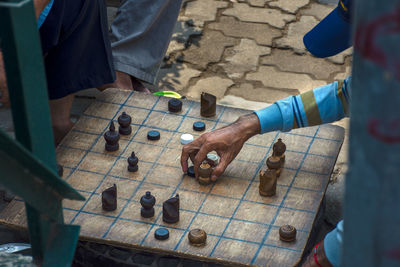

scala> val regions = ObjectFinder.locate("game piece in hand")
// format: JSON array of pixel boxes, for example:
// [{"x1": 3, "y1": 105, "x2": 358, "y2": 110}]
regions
[
  {"x1": 102, "y1": 184, "x2": 117, "y2": 211},
  {"x1": 127, "y1": 152, "x2": 139, "y2": 172},
  {"x1": 273, "y1": 138, "x2": 286, "y2": 164},
  {"x1": 147, "y1": 130, "x2": 160, "y2": 141},
  {"x1": 200, "y1": 92, "x2": 216, "y2": 117},
  {"x1": 180, "y1": 133, "x2": 194, "y2": 145},
  {"x1": 118, "y1": 112, "x2": 132, "y2": 135},
  {"x1": 168, "y1": 98, "x2": 182, "y2": 113},
  {"x1": 198, "y1": 161, "x2": 212, "y2": 185},
  {"x1": 155, "y1": 228, "x2": 169, "y2": 240},
  {"x1": 266, "y1": 155, "x2": 282, "y2": 177},
  {"x1": 140, "y1": 191, "x2": 156, "y2": 218},
  {"x1": 207, "y1": 153, "x2": 220, "y2": 167},
  {"x1": 193, "y1": 121, "x2": 206, "y2": 131},
  {"x1": 104, "y1": 122, "x2": 120, "y2": 152},
  {"x1": 259, "y1": 168, "x2": 277, "y2": 197},
  {"x1": 163, "y1": 194, "x2": 179, "y2": 223},
  {"x1": 188, "y1": 229, "x2": 207, "y2": 246},
  {"x1": 187, "y1": 166, "x2": 195, "y2": 178},
  {"x1": 279, "y1": 225, "x2": 296, "y2": 242}
]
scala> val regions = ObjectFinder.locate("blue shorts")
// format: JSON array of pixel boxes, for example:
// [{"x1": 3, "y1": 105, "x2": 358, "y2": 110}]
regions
[{"x1": 39, "y1": 0, "x2": 115, "y2": 100}]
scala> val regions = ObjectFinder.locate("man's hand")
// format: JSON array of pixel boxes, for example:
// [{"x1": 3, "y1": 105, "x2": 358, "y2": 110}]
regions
[{"x1": 181, "y1": 113, "x2": 261, "y2": 181}]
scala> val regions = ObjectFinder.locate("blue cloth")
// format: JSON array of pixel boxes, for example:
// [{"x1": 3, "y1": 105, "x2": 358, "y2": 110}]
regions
[
  {"x1": 324, "y1": 220, "x2": 344, "y2": 267},
  {"x1": 254, "y1": 76, "x2": 351, "y2": 134},
  {"x1": 37, "y1": 0, "x2": 54, "y2": 28},
  {"x1": 303, "y1": 0, "x2": 352, "y2": 58}
]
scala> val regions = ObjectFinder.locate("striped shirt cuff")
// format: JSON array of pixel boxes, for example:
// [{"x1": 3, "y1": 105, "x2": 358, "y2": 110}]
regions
[{"x1": 254, "y1": 104, "x2": 284, "y2": 134}]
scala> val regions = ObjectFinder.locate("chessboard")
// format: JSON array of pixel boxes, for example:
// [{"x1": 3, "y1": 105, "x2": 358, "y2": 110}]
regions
[{"x1": 0, "y1": 89, "x2": 345, "y2": 266}]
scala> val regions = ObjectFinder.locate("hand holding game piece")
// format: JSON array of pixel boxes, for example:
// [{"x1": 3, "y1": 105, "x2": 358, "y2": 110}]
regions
[
  {"x1": 181, "y1": 114, "x2": 261, "y2": 181},
  {"x1": 118, "y1": 112, "x2": 132, "y2": 135},
  {"x1": 163, "y1": 194, "x2": 179, "y2": 224},
  {"x1": 102, "y1": 184, "x2": 117, "y2": 211},
  {"x1": 127, "y1": 152, "x2": 139, "y2": 172},
  {"x1": 140, "y1": 191, "x2": 156, "y2": 218},
  {"x1": 104, "y1": 121, "x2": 120, "y2": 152}
]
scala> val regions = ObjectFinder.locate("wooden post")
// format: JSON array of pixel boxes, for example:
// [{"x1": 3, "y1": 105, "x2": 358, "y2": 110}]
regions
[{"x1": 343, "y1": 0, "x2": 400, "y2": 266}]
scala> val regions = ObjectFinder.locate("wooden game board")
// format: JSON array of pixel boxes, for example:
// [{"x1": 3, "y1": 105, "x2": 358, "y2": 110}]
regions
[{"x1": 0, "y1": 89, "x2": 345, "y2": 266}]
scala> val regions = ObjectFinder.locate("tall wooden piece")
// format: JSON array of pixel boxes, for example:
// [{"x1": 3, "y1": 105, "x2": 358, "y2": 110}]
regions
[{"x1": 343, "y1": 1, "x2": 400, "y2": 266}]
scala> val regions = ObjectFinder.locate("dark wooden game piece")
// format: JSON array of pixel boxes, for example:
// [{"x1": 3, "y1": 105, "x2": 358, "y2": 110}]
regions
[
  {"x1": 162, "y1": 194, "x2": 179, "y2": 223},
  {"x1": 127, "y1": 152, "x2": 139, "y2": 172},
  {"x1": 200, "y1": 92, "x2": 216, "y2": 117},
  {"x1": 147, "y1": 130, "x2": 160, "y2": 141},
  {"x1": 188, "y1": 229, "x2": 207, "y2": 246},
  {"x1": 104, "y1": 122, "x2": 120, "y2": 152},
  {"x1": 118, "y1": 112, "x2": 132, "y2": 135},
  {"x1": 155, "y1": 228, "x2": 170, "y2": 240},
  {"x1": 273, "y1": 138, "x2": 286, "y2": 164},
  {"x1": 193, "y1": 121, "x2": 206, "y2": 131},
  {"x1": 140, "y1": 191, "x2": 156, "y2": 218},
  {"x1": 198, "y1": 162, "x2": 212, "y2": 178},
  {"x1": 259, "y1": 168, "x2": 277, "y2": 196},
  {"x1": 279, "y1": 225, "x2": 297, "y2": 242},
  {"x1": 266, "y1": 155, "x2": 282, "y2": 177},
  {"x1": 187, "y1": 166, "x2": 195, "y2": 178},
  {"x1": 57, "y1": 164, "x2": 63, "y2": 177},
  {"x1": 102, "y1": 184, "x2": 117, "y2": 211},
  {"x1": 168, "y1": 98, "x2": 182, "y2": 112}
]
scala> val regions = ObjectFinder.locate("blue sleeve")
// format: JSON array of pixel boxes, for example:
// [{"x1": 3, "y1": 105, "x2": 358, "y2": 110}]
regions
[{"x1": 254, "y1": 76, "x2": 352, "y2": 134}]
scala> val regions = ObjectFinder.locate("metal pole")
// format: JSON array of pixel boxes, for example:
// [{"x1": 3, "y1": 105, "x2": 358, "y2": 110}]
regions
[{"x1": 343, "y1": 1, "x2": 400, "y2": 266}]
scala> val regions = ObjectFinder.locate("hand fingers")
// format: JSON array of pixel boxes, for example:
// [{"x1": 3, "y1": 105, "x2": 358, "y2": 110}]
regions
[
  {"x1": 180, "y1": 146, "x2": 191, "y2": 173},
  {"x1": 211, "y1": 156, "x2": 229, "y2": 181}
]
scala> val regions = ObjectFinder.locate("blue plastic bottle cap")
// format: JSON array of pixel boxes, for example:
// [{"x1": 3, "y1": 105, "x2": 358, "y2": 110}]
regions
[
  {"x1": 193, "y1": 121, "x2": 206, "y2": 131},
  {"x1": 147, "y1": 130, "x2": 160, "y2": 140},
  {"x1": 155, "y1": 228, "x2": 170, "y2": 240},
  {"x1": 187, "y1": 166, "x2": 195, "y2": 178}
]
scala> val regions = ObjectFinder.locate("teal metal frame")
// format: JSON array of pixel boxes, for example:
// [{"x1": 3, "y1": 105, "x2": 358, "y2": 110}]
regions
[{"x1": 0, "y1": 0, "x2": 85, "y2": 265}]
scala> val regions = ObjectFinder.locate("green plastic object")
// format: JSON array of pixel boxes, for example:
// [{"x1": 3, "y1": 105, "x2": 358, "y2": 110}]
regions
[{"x1": 0, "y1": 0, "x2": 84, "y2": 265}]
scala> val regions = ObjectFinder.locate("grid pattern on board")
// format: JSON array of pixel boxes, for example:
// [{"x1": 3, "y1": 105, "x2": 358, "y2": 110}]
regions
[{"x1": 3, "y1": 89, "x2": 345, "y2": 266}]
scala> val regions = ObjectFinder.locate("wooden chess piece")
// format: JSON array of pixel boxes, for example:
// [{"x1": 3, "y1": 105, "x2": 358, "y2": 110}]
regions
[
  {"x1": 279, "y1": 225, "x2": 296, "y2": 242},
  {"x1": 163, "y1": 194, "x2": 179, "y2": 223},
  {"x1": 104, "y1": 122, "x2": 120, "y2": 152},
  {"x1": 140, "y1": 191, "x2": 156, "y2": 218},
  {"x1": 127, "y1": 152, "x2": 139, "y2": 172},
  {"x1": 259, "y1": 168, "x2": 277, "y2": 196},
  {"x1": 266, "y1": 155, "x2": 282, "y2": 177},
  {"x1": 118, "y1": 112, "x2": 132, "y2": 135},
  {"x1": 273, "y1": 138, "x2": 286, "y2": 164},
  {"x1": 102, "y1": 184, "x2": 117, "y2": 211},
  {"x1": 200, "y1": 92, "x2": 216, "y2": 117},
  {"x1": 198, "y1": 161, "x2": 212, "y2": 185},
  {"x1": 188, "y1": 229, "x2": 207, "y2": 246}
]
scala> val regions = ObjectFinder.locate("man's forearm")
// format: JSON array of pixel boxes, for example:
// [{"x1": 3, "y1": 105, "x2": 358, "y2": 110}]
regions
[{"x1": 233, "y1": 113, "x2": 261, "y2": 141}]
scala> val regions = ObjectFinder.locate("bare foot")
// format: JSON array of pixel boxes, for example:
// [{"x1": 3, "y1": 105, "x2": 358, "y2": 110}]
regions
[{"x1": 131, "y1": 76, "x2": 151, "y2": 94}]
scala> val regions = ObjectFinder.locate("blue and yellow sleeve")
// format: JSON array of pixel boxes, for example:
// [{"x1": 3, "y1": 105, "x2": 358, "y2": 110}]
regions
[{"x1": 254, "y1": 76, "x2": 351, "y2": 134}]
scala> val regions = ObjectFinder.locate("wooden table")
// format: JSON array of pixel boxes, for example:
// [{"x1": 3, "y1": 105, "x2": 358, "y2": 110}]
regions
[{"x1": 0, "y1": 89, "x2": 345, "y2": 266}]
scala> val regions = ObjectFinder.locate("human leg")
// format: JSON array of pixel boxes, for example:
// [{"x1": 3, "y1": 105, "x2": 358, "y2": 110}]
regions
[
  {"x1": 108, "y1": 0, "x2": 182, "y2": 86},
  {"x1": 49, "y1": 94, "x2": 75, "y2": 145}
]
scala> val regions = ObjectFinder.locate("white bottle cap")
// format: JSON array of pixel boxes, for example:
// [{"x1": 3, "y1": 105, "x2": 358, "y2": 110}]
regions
[{"x1": 180, "y1": 133, "x2": 194, "y2": 145}]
